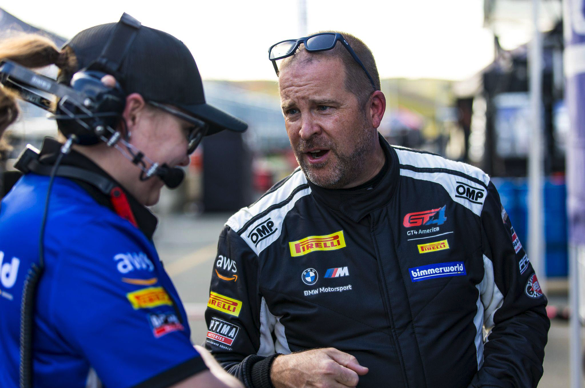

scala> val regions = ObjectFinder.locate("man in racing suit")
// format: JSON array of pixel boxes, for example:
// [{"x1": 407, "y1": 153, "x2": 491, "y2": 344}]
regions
[{"x1": 204, "y1": 31, "x2": 549, "y2": 388}]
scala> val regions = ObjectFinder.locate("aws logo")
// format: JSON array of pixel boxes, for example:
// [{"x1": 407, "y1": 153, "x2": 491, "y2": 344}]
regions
[
  {"x1": 247, "y1": 218, "x2": 277, "y2": 247},
  {"x1": 216, "y1": 255, "x2": 238, "y2": 282},
  {"x1": 455, "y1": 182, "x2": 486, "y2": 204}
]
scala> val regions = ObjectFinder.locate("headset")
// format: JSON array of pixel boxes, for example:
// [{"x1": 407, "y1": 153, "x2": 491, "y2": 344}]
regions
[
  {"x1": 0, "y1": 13, "x2": 186, "y2": 189},
  {"x1": 0, "y1": 14, "x2": 189, "y2": 387}
]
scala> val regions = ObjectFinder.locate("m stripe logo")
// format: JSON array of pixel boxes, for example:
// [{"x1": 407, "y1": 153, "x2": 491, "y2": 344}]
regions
[{"x1": 325, "y1": 267, "x2": 349, "y2": 278}]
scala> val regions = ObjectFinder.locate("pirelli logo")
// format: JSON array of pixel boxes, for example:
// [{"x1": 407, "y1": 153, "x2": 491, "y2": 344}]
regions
[
  {"x1": 207, "y1": 292, "x2": 242, "y2": 317},
  {"x1": 126, "y1": 287, "x2": 172, "y2": 310},
  {"x1": 417, "y1": 239, "x2": 450, "y2": 254},
  {"x1": 289, "y1": 231, "x2": 346, "y2": 257}
]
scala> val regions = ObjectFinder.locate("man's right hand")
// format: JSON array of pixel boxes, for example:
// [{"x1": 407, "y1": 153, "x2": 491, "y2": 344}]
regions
[{"x1": 270, "y1": 348, "x2": 368, "y2": 388}]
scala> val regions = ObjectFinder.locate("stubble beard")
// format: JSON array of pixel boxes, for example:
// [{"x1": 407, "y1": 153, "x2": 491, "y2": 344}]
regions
[{"x1": 296, "y1": 125, "x2": 377, "y2": 189}]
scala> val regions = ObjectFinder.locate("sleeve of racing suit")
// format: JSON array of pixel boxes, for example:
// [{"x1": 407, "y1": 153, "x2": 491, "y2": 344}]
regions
[
  {"x1": 204, "y1": 225, "x2": 279, "y2": 388},
  {"x1": 469, "y1": 182, "x2": 550, "y2": 388}
]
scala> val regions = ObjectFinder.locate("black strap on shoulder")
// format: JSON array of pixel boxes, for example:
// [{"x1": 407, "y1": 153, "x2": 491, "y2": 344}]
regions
[
  {"x1": 89, "y1": 13, "x2": 141, "y2": 76},
  {"x1": 14, "y1": 145, "x2": 116, "y2": 195}
]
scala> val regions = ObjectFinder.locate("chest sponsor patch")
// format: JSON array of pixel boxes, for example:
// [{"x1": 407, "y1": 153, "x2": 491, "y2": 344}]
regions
[
  {"x1": 525, "y1": 274, "x2": 544, "y2": 298},
  {"x1": 289, "y1": 231, "x2": 346, "y2": 257},
  {"x1": 417, "y1": 239, "x2": 450, "y2": 254},
  {"x1": 126, "y1": 287, "x2": 172, "y2": 309},
  {"x1": 148, "y1": 312, "x2": 184, "y2": 338},
  {"x1": 403, "y1": 206, "x2": 447, "y2": 228},
  {"x1": 207, "y1": 317, "x2": 240, "y2": 349},
  {"x1": 207, "y1": 292, "x2": 242, "y2": 317},
  {"x1": 409, "y1": 262, "x2": 466, "y2": 282}
]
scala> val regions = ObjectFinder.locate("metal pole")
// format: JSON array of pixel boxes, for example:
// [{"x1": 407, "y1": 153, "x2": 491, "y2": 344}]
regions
[
  {"x1": 529, "y1": 0, "x2": 546, "y2": 291},
  {"x1": 298, "y1": 0, "x2": 308, "y2": 37},
  {"x1": 570, "y1": 244, "x2": 583, "y2": 388}
]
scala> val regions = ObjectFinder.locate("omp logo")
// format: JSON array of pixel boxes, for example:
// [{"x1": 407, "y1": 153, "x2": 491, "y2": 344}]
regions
[
  {"x1": 148, "y1": 312, "x2": 184, "y2": 338},
  {"x1": 114, "y1": 252, "x2": 154, "y2": 274},
  {"x1": 207, "y1": 292, "x2": 242, "y2": 317},
  {"x1": 126, "y1": 287, "x2": 172, "y2": 309},
  {"x1": 0, "y1": 251, "x2": 20, "y2": 289},
  {"x1": 409, "y1": 262, "x2": 466, "y2": 282},
  {"x1": 455, "y1": 182, "x2": 486, "y2": 204},
  {"x1": 417, "y1": 240, "x2": 450, "y2": 254},
  {"x1": 247, "y1": 218, "x2": 277, "y2": 246},
  {"x1": 325, "y1": 267, "x2": 349, "y2": 278},
  {"x1": 207, "y1": 317, "x2": 240, "y2": 347},
  {"x1": 289, "y1": 231, "x2": 346, "y2": 257},
  {"x1": 403, "y1": 206, "x2": 447, "y2": 228}
]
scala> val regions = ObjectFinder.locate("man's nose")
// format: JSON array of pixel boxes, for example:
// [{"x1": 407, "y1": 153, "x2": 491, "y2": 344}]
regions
[{"x1": 299, "y1": 114, "x2": 321, "y2": 140}]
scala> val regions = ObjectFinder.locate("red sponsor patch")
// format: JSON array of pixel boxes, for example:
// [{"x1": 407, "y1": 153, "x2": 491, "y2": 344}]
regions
[
  {"x1": 525, "y1": 274, "x2": 544, "y2": 298},
  {"x1": 511, "y1": 228, "x2": 522, "y2": 254},
  {"x1": 206, "y1": 317, "x2": 240, "y2": 348},
  {"x1": 148, "y1": 313, "x2": 184, "y2": 338}
]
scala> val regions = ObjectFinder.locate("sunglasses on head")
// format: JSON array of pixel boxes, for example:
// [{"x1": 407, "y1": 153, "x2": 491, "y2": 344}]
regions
[
  {"x1": 268, "y1": 32, "x2": 377, "y2": 90},
  {"x1": 148, "y1": 101, "x2": 208, "y2": 155}
]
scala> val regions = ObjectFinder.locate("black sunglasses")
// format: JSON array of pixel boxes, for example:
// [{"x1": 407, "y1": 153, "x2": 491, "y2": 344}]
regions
[
  {"x1": 268, "y1": 32, "x2": 377, "y2": 90},
  {"x1": 148, "y1": 101, "x2": 208, "y2": 155}
]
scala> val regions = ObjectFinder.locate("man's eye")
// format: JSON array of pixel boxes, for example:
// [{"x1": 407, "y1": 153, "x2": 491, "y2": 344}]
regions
[
  {"x1": 316, "y1": 105, "x2": 330, "y2": 111},
  {"x1": 285, "y1": 108, "x2": 299, "y2": 116}
]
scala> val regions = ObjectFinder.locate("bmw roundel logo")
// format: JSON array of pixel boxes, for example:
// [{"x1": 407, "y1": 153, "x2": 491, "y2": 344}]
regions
[{"x1": 301, "y1": 268, "x2": 318, "y2": 286}]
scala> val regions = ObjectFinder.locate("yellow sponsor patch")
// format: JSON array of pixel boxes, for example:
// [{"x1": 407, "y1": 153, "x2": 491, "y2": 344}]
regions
[
  {"x1": 207, "y1": 292, "x2": 242, "y2": 317},
  {"x1": 126, "y1": 287, "x2": 172, "y2": 309},
  {"x1": 289, "y1": 231, "x2": 347, "y2": 257},
  {"x1": 122, "y1": 277, "x2": 158, "y2": 286},
  {"x1": 417, "y1": 239, "x2": 450, "y2": 254}
]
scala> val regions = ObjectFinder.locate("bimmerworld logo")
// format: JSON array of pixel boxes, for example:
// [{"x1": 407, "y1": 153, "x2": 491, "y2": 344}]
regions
[
  {"x1": 409, "y1": 262, "x2": 466, "y2": 282},
  {"x1": 403, "y1": 206, "x2": 447, "y2": 228},
  {"x1": 417, "y1": 240, "x2": 450, "y2": 254},
  {"x1": 207, "y1": 292, "x2": 243, "y2": 317},
  {"x1": 289, "y1": 231, "x2": 346, "y2": 257}
]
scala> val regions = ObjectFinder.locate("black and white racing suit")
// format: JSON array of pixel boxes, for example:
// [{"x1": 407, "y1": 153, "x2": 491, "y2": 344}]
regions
[{"x1": 204, "y1": 136, "x2": 550, "y2": 388}]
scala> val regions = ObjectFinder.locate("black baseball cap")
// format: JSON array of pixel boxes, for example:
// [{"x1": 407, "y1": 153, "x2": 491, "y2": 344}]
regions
[{"x1": 62, "y1": 16, "x2": 247, "y2": 136}]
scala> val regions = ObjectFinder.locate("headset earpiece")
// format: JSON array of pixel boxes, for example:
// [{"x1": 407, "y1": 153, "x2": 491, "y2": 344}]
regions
[{"x1": 56, "y1": 70, "x2": 126, "y2": 145}]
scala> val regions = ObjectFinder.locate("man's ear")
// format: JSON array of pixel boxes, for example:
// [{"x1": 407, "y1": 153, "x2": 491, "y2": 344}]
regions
[
  {"x1": 122, "y1": 93, "x2": 147, "y2": 130},
  {"x1": 369, "y1": 90, "x2": 386, "y2": 129}
]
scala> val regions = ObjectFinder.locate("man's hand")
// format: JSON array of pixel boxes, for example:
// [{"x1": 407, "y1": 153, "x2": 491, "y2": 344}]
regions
[{"x1": 270, "y1": 348, "x2": 368, "y2": 388}]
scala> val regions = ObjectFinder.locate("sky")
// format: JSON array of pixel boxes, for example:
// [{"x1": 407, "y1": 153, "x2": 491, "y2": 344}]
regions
[{"x1": 1, "y1": 0, "x2": 497, "y2": 82}]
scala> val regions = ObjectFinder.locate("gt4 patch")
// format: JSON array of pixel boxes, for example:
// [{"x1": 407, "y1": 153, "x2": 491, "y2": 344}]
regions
[
  {"x1": 149, "y1": 312, "x2": 184, "y2": 338},
  {"x1": 525, "y1": 274, "x2": 544, "y2": 298},
  {"x1": 126, "y1": 287, "x2": 172, "y2": 310},
  {"x1": 206, "y1": 317, "x2": 240, "y2": 348}
]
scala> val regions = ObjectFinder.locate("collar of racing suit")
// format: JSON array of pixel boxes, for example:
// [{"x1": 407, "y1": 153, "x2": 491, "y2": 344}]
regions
[
  {"x1": 307, "y1": 133, "x2": 399, "y2": 224},
  {"x1": 36, "y1": 137, "x2": 158, "y2": 240}
]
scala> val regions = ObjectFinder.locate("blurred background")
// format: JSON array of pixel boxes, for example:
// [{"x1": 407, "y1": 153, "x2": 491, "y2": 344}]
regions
[{"x1": 0, "y1": 1, "x2": 580, "y2": 387}]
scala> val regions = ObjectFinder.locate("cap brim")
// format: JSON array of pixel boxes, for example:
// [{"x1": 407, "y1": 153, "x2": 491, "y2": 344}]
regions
[{"x1": 180, "y1": 103, "x2": 248, "y2": 136}]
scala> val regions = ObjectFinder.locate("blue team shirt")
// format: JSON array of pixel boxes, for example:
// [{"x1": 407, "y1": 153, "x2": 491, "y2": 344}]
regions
[{"x1": 0, "y1": 174, "x2": 204, "y2": 387}]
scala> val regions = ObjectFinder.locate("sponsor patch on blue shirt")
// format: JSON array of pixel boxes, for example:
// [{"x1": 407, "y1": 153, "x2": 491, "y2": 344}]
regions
[{"x1": 409, "y1": 261, "x2": 466, "y2": 282}]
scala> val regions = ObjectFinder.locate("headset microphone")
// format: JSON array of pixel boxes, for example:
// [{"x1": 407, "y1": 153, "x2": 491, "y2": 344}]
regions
[{"x1": 155, "y1": 164, "x2": 184, "y2": 189}]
